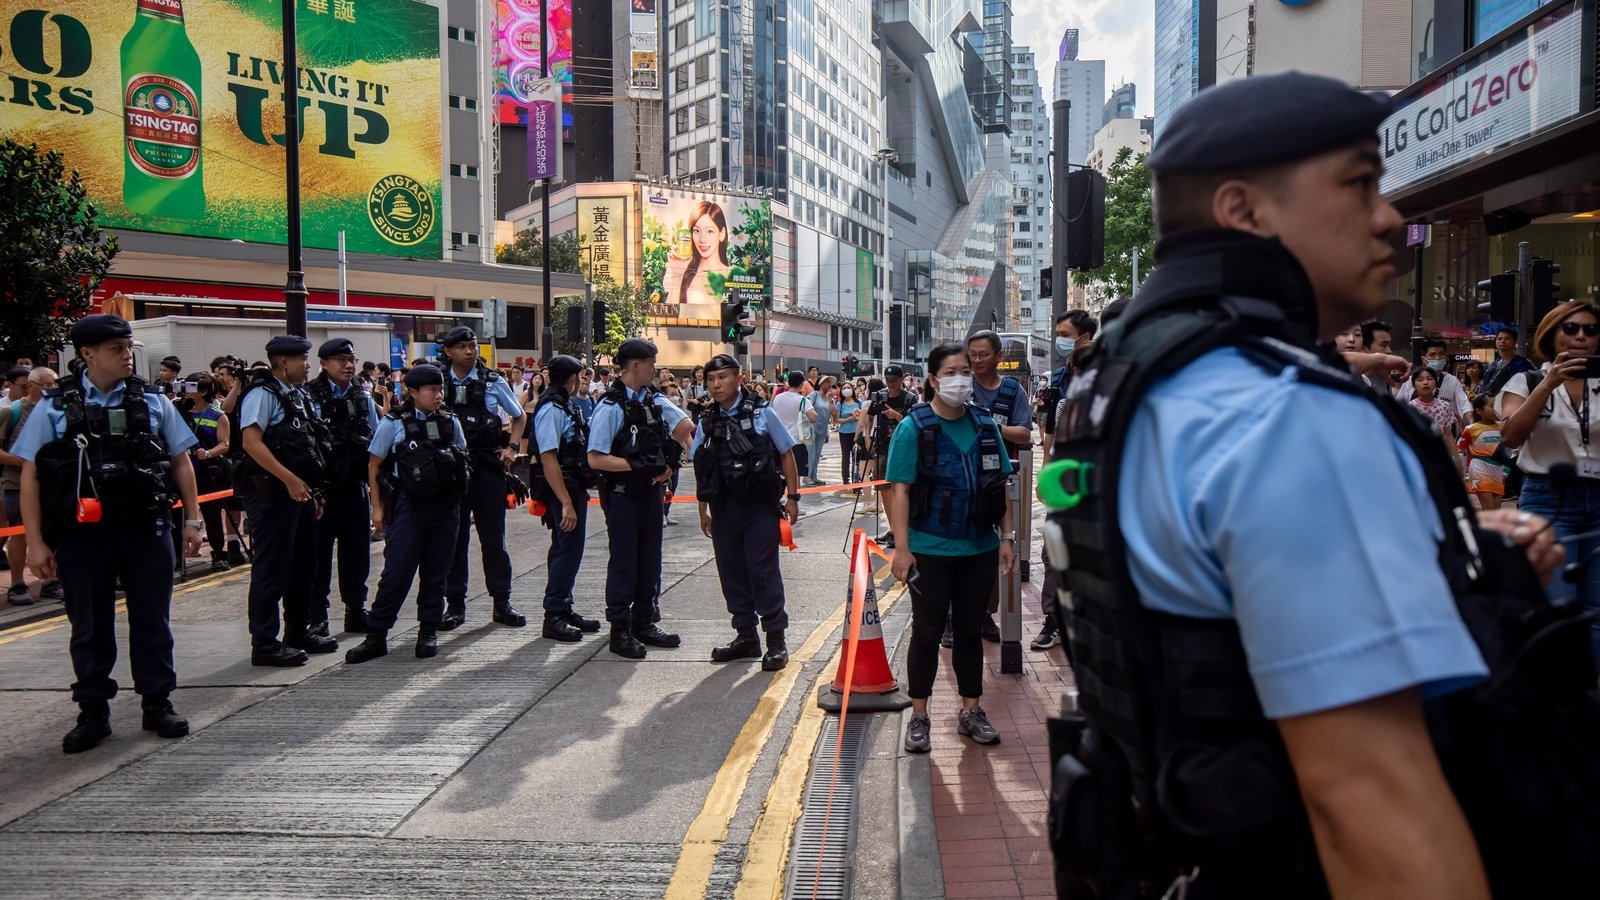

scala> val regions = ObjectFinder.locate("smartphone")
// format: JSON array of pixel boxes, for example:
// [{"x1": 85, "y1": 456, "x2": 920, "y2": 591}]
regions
[{"x1": 1582, "y1": 357, "x2": 1600, "y2": 380}]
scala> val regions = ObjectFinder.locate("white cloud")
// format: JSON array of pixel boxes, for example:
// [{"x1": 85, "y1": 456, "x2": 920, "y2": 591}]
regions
[{"x1": 1010, "y1": 0, "x2": 1155, "y2": 118}]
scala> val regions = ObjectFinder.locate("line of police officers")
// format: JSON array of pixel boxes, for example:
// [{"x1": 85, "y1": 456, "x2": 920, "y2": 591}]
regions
[{"x1": 17, "y1": 322, "x2": 806, "y2": 753}]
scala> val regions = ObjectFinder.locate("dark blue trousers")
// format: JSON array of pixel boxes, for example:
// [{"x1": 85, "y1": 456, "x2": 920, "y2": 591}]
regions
[
  {"x1": 55, "y1": 518, "x2": 177, "y2": 702},
  {"x1": 709, "y1": 499, "x2": 789, "y2": 633},
  {"x1": 542, "y1": 479, "x2": 589, "y2": 613},
  {"x1": 312, "y1": 477, "x2": 371, "y2": 620},
  {"x1": 243, "y1": 479, "x2": 317, "y2": 641},
  {"x1": 368, "y1": 493, "x2": 460, "y2": 631},
  {"x1": 448, "y1": 464, "x2": 513, "y2": 605},
  {"x1": 603, "y1": 484, "x2": 664, "y2": 626}
]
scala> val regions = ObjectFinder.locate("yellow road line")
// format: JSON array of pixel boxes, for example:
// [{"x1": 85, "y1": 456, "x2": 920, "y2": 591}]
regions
[
  {"x1": 734, "y1": 579, "x2": 908, "y2": 900},
  {"x1": 0, "y1": 567, "x2": 247, "y2": 645}
]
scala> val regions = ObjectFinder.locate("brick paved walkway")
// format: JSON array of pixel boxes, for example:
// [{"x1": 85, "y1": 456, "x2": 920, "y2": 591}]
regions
[{"x1": 924, "y1": 579, "x2": 1071, "y2": 899}]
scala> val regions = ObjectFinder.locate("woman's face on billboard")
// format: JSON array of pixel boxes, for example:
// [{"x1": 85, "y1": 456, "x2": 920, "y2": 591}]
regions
[{"x1": 693, "y1": 213, "x2": 724, "y2": 260}]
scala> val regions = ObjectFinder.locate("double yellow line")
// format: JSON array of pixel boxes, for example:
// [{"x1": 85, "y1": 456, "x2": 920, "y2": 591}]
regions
[{"x1": 0, "y1": 567, "x2": 249, "y2": 646}]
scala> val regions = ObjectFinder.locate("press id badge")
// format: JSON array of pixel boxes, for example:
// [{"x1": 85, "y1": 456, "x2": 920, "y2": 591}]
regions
[
  {"x1": 982, "y1": 453, "x2": 1001, "y2": 471},
  {"x1": 1578, "y1": 458, "x2": 1600, "y2": 480}
]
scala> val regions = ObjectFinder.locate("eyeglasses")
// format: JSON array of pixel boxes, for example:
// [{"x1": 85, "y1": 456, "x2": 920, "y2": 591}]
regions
[{"x1": 1559, "y1": 322, "x2": 1600, "y2": 336}]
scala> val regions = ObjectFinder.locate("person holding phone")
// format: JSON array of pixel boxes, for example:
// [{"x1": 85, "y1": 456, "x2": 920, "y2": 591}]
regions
[{"x1": 1497, "y1": 300, "x2": 1600, "y2": 666}]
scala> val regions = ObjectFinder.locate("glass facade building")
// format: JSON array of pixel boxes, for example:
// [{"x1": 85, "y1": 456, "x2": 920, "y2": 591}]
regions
[{"x1": 1153, "y1": 0, "x2": 1198, "y2": 140}]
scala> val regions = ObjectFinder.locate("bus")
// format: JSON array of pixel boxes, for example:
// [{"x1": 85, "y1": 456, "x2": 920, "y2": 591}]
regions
[{"x1": 995, "y1": 332, "x2": 1050, "y2": 384}]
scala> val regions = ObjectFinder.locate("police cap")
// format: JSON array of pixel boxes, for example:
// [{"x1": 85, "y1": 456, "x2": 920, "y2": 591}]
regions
[
  {"x1": 318, "y1": 338, "x2": 357, "y2": 359},
  {"x1": 439, "y1": 325, "x2": 477, "y2": 347},
  {"x1": 1146, "y1": 71, "x2": 1393, "y2": 175},
  {"x1": 703, "y1": 353, "x2": 740, "y2": 374},
  {"x1": 547, "y1": 354, "x2": 584, "y2": 382},
  {"x1": 68, "y1": 314, "x2": 134, "y2": 348},
  {"x1": 615, "y1": 338, "x2": 659, "y2": 362},
  {"x1": 403, "y1": 364, "x2": 445, "y2": 388},
  {"x1": 265, "y1": 335, "x2": 313, "y2": 357}
]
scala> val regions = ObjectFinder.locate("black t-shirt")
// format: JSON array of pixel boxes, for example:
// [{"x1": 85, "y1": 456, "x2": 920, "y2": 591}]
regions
[{"x1": 869, "y1": 389, "x2": 914, "y2": 444}]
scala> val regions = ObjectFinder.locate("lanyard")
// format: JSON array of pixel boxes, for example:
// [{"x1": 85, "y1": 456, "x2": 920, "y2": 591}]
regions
[{"x1": 1561, "y1": 381, "x2": 1591, "y2": 450}]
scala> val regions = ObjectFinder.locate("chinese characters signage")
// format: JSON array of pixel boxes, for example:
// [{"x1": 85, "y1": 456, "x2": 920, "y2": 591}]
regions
[{"x1": 578, "y1": 197, "x2": 626, "y2": 286}]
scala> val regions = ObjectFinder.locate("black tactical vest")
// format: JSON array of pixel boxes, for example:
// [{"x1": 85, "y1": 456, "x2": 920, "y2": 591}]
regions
[
  {"x1": 441, "y1": 365, "x2": 510, "y2": 456},
  {"x1": 33, "y1": 375, "x2": 175, "y2": 547},
  {"x1": 530, "y1": 388, "x2": 597, "y2": 498},
  {"x1": 306, "y1": 374, "x2": 375, "y2": 483},
  {"x1": 601, "y1": 379, "x2": 673, "y2": 494},
  {"x1": 236, "y1": 371, "x2": 328, "y2": 485},
  {"x1": 386, "y1": 409, "x2": 469, "y2": 504},
  {"x1": 692, "y1": 389, "x2": 785, "y2": 506},
  {"x1": 1043, "y1": 231, "x2": 1600, "y2": 898}
]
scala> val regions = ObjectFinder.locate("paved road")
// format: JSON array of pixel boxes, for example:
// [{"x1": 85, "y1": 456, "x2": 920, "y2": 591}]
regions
[{"x1": 0, "y1": 447, "x2": 899, "y2": 897}]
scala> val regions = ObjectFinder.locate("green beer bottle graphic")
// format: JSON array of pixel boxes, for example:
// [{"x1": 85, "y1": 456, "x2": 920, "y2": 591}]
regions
[{"x1": 121, "y1": 0, "x2": 205, "y2": 218}]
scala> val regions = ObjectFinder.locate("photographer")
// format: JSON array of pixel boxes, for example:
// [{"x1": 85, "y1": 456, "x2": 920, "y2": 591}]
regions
[
  {"x1": 209, "y1": 356, "x2": 250, "y2": 565},
  {"x1": 173, "y1": 373, "x2": 233, "y2": 572},
  {"x1": 861, "y1": 367, "x2": 913, "y2": 527}
]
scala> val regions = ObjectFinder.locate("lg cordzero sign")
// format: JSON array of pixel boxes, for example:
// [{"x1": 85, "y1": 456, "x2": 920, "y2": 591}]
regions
[{"x1": 1378, "y1": 1, "x2": 1582, "y2": 196}]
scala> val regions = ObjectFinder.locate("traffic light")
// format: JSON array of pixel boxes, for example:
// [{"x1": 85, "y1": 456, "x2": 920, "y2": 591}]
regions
[
  {"x1": 1531, "y1": 257, "x2": 1562, "y2": 319},
  {"x1": 591, "y1": 300, "x2": 609, "y2": 342},
  {"x1": 721, "y1": 300, "x2": 756, "y2": 345},
  {"x1": 1476, "y1": 272, "x2": 1516, "y2": 322},
  {"x1": 842, "y1": 354, "x2": 857, "y2": 377},
  {"x1": 1065, "y1": 169, "x2": 1106, "y2": 270},
  {"x1": 1039, "y1": 266, "x2": 1053, "y2": 299}
]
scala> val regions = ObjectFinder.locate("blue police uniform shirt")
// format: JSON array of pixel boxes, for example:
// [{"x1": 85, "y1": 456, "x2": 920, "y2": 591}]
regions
[
  {"x1": 367, "y1": 409, "x2": 468, "y2": 477},
  {"x1": 534, "y1": 402, "x2": 580, "y2": 455},
  {"x1": 238, "y1": 378, "x2": 319, "y2": 432},
  {"x1": 587, "y1": 386, "x2": 689, "y2": 455},
  {"x1": 689, "y1": 395, "x2": 798, "y2": 457},
  {"x1": 447, "y1": 366, "x2": 524, "y2": 420},
  {"x1": 1118, "y1": 347, "x2": 1487, "y2": 720},
  {"x1": 327, "y1": 379, "x2": 381, "y2": 433},
  {"x1": 12, "y1": 377, "x2": 198, "y2": 464}
]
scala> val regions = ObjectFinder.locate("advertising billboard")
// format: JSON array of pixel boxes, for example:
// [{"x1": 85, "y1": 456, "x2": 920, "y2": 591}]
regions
[
  {"x1": 0, "y1": 0, "x2": 442, "y2": 259},
  {"x1": 577, "y1": 197, "x2": 626, "y2": 286},
  {"x1": 642, "y1": 191, "x2": 771, "y2": 312},
  {"x1": 525, "y1": 76, "x2": 562, "y2": 181},
  {"x1": 494, "y1": 0, "x2": 571, "y2": 129}
]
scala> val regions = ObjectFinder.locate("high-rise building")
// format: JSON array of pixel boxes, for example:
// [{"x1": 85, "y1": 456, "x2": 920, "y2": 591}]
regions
[
  {"x1": 1254, "y1": 0, "x2": 1413, "y2": 91},
  {"x1": 1086, "y1": 117, "x2": 1153, "y2": 175},
  {"x1": 1010, "y1": 47, "x2": 1052, "y2": 338},
  {"x1": 1053, "y1": 47, "x2": 1105, "y2": 167},
  {"x1": 1153, "y1": 0, "x2": 1254, "y2": 140},
  {"x1": 1059, "y1": 28, "x2": 1079, "y2": 61},
  {"x1": 1103, "y1": 82, "x2": 1136, "y2": 126},
  {"x1": 974, "y1": 0, "x2": 1014, "y2": 133}
]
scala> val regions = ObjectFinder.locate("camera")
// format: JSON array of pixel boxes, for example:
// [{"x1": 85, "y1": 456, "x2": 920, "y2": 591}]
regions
[{"x1": 868, "y1": 389, "x2": 889, "y2": 415}]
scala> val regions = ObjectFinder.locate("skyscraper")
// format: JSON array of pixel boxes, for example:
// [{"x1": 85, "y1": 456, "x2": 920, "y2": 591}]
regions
[
  {"x1": 1053, "y1": 40, "x2": 1105, "y2": 168},
  {"x1": 1153, "y1": 0, "x2": 1252, "y2": 139},
  {"x1": 1059, "y1": 28, "x2": 1078, "y2": 61},
  {"x1": 1010, "y1": 47, "x2": 1052, "y2": 337},
  {"x1": 1103, "y1": 82, "x2": 1136, "y2": 126}
]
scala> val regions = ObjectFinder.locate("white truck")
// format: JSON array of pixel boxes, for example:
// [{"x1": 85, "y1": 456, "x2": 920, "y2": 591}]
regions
[{"x1": 128, "y1": 317, "x2": 392, "y2": 377}]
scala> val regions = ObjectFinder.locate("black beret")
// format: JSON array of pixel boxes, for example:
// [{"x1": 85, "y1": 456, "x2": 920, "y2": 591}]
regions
[
  {"x1": 69, "y1": 314, "x2": 133, "y2": 347},
  {"x1": 439, "y1": 325, "x2": 477, "y2": 347},
  {"x1": 403, "y1": 364, "x2": 444, "y2": 388},
  {"x1": 265, "y1": 335, "x2": 313, "y2": 357},
  {"x1": 547, "y1": 354, "x2": 584, "y2": 382},
  {"x1": 704, "y1": 353, "x2": 740, "y2": 373},
  {"x1": 615, "y1": 338, "x2": 658, "y2": 362},
  {"x1": 1147, "y1": 71, "x2": 1393, "y2": 175},
  {"x1": 318, "y1": 338, "x2": 356, "y2": 359}
]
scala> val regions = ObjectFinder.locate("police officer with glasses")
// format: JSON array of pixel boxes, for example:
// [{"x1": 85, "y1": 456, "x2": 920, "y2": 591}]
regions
[
  {"x1": 14, "y1": 315, "x2": 202, "y2": 753},
  {"x1": 437, "y1": 325, "x2": 530, "y2": 630},
  {"x1": 587, "y1": 338, "x2": 693, "y2": 659},
  {"x1": 693, "y1": 353, "x2": 801, "y2": 671},
  {"x1": 305, "y1": 338, "x2": 380, "y2": 636},
  {"x1": 530, "y1": 354, "x2": 604, "y2": 642},
  {"x1": 346, "y1": 365, "x2": 470, "y2": 664}
]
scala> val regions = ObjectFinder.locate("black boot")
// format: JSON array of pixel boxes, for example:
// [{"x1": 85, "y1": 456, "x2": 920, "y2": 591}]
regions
[
  {"x1": 252, "y1": 639, "x2": 309, "y2": 667},
  {"x1": 140, "y1": 695, "x2": 190, "y2": 738},
  {"x1": 559, "y1": 609, "x2": 602, "y2": 633},
  {"x1": 284, "y1": 626, "x2": 338, "y2": 654},
  {"x1": 762, "y1": 630, "x2": 789, "y2": 672},
  {"x1": 344, "y1": 630, "x2": 389, "y2": 664},
  {"x1": 492, "y1": 598, "x2": 527, "y2": 628},
  {"x1": 226, "y1": 540, "x2": 248, "y2": 566},
  {"x1": 63, "y1": 702, "x2": 112, "y2": 754},
  {"x1": 343, "y1": 607, "x2": 369, "y2": 634},
  {"x1": 711, "y1": 628, "x2": 762, "y2": 663},
  {"x1": 543, "y1": 612, "x2": 583, "y2": 643},
  {"x1": 438, "y1": 599, "x2": 466, "y2": 631},
  {"x1": 307, "y1": 621, "x2": 332, "y2": 640},
  {"x1": 609, "y1": 625, "x2": 647, "y2": 659},
  {"x1": 632, "y1": 623, "x2": 681, "y2": 648},
  {"x1": 415, "y1": 622, "x2": 439, "y2": 658}
]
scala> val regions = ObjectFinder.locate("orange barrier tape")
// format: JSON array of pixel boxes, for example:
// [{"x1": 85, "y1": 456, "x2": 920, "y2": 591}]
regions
[
  {"x1": 579, "y1": 478, "x2": 889, "y2": 507},
  {"x1": 0, "y1": 488, "x2": 237, "y2": 539}
]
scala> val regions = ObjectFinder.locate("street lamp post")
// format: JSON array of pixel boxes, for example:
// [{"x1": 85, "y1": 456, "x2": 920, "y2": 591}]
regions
[
  {"x1": 872, "y1": 148, "x2": 899, "y2": 374},
  {"x1": 281, "y1": 0, "x2": 307, "y2": 337}
]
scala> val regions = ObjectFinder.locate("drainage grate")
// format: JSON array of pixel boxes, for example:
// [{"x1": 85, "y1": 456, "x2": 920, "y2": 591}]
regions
[{"x1": 785, "y1": 715, "x2": 868, "y2": 900}]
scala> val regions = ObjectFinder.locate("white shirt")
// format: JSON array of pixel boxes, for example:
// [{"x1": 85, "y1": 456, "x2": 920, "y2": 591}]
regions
[
  {"x1": 769, "y1": 390, "x2": 805, "y2": 443},
  {"x1": 1395, "y1": 369, "x2": 1470, "y2": 419},
  {"x1": 1499, "y1": 367, "x2": 1600, "y2": 476}
]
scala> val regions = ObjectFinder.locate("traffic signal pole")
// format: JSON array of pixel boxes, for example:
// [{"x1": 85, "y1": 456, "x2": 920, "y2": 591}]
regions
[
  {"x1": 1050, "y1": 99, "x2": 1071, "y2": 371},
  {"x1": 281, "y1": 0, "x2": 307, "y2": 338},
  {"x1": 1517, "y1": 241, "x2": 1533, "y2": 359}
]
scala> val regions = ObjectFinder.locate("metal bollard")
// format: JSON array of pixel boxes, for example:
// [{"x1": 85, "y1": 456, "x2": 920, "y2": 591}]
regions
[
  {"x1": 1018, "y1": 448, "x2": 1034, "y2": 583},
  {"x1": 998, "y1": 450, "x2": 1031, "y2": 676}
]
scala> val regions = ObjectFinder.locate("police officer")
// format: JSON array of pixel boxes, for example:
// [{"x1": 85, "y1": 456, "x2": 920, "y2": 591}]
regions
[
  {"x1": 1043, "y1": 72, "x2": 1589, "y2": 898},
  {"x1": 13, "y1": 315, "x2": 202, "y2": 753},
  {"x1": 305, "y1": 338, "x2": 380, "y2": 635},
  {"x1": 530, "y1": 354, "x2": 603, "y2": 642},
  {"x1": 237, "y1": 335, "x2": 334, "y2": 666},
  {"x1": 346, "y1": 365, "x2": 469, "y2": 663},
  {"x1": 436, "y1": 325, "x2": 529, "y2": 629},
  {"x1": 586, "y1": 338, "x2": 693, "y2": 659},
  {"x1": 692, "y1": 354, "x2": 801, "y2": 670}
]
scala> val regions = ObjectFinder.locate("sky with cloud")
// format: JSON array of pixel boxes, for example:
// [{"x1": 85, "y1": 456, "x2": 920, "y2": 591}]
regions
[{"x1": 1010, "y1": 0, "x2": 1155, "y2": 118}]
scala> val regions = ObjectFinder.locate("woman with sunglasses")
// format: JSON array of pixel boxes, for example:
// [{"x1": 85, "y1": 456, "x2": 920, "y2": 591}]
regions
[{"x1": 1499, "y1": 300, "x2": 1600, "y2": 666}]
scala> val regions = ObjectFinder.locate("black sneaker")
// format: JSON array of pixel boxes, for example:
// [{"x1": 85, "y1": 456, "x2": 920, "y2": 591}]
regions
[
  {"x1": 1030, "y1": 617, "x2": 1061, "y2": 651},
  {"x1": 957, "y1": 705, "x2": 1001, "y2": 745},
  {"x1": 38, "y1": 580, "x2": 64, "y2": 601},
  {"x1": 6, "y1": 583, "x2": 34, "y2": 606},
  {"x1": 981, "y1": 614, "x2": 1001, "y2": 643},
  {"x1": 209, "y1": 554, "x2": 231, "y2": 573}
]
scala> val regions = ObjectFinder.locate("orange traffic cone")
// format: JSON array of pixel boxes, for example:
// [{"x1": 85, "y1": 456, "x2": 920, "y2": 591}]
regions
[{"x1": 817, "y1": 531, "x2": 911, "y2": 713}]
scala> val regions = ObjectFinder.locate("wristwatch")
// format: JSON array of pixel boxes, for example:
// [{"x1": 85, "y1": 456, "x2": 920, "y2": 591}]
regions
[
  {"x1": 183, "y1": 519, "x2": 205, "y2": 530},
  {"x1": 786, "y1": 493, "x2": 801, "y2": 501},
  {"x1": 1000, "y1": 533, "x2": 1016, "y2": 542}
]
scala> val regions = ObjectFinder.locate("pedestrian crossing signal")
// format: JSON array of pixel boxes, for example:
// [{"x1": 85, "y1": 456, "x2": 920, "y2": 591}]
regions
[{"x1": 721, "y1": 300, "x2": 756, "y2": 345}]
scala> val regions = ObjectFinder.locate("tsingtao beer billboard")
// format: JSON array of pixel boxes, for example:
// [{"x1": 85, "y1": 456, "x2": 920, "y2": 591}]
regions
[{"x1": 0, "y1": 0, "x2": 443, "y2": 258}]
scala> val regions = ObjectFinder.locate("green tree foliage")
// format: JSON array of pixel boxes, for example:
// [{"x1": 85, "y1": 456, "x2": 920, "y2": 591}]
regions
[
  {"x1": 727, "y1": 199, "x2": 773, "y2": 295},
  {"x1": 1080, "y1": 148, "x2": 1154, "y2": 304},
  {"x1": 550, "y1": 278, "x2": 650, "y2": 360},
  {"x1": 0, "y1": 140, "x2": 118, "y2": 361},
  {"x1": 496, "y1": 226, "x2": 582, "y2": 274}
]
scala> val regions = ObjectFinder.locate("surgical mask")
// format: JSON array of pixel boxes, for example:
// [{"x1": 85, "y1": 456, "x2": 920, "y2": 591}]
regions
[
  {"x1": 934, "y1": 374, "x2": 973, "y2": 406},
  {"x1": 841, "y1": 388, "x2": 853, "y2": 398},
  {"x1": 1426, "y1": 358, "x2": 1447, "y2": 371},
  {"x1": 1055, "y1": 336, "x2": 1075, "y2": 356}
]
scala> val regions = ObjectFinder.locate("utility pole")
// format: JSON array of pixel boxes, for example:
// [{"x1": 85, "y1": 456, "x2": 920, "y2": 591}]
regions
[
  {"x1": 539, "y1": 0, "x2": 552, "y2": 363},
  {"x1": 1050, "y1": 99, "x2": 1071, "y2": 371},
  {"x1": 281, "y1": 0, "x2": 307, "y2": 337}
]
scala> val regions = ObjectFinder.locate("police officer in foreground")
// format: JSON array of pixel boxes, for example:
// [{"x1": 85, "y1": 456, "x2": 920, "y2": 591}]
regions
[
  {"x1": 346, "y1": 365, "x2": 469, "y2": 663},
  {"x1": 305, "y1": 338, "x2": 380, "y2": 635},
  {"x1": 437, "y1": 325, "x2": 529, "y2": 630},
  {"x1": 530, "y1": 354, "x2": 603, "y2": 642},
  {"x1": 14, "y1": 315, "x2": 202, "y2": 752},
  {"x1": 692, "y1": 354, "x2": 801, "y2": 671},
  {"x1": 586, "y1": 338, "x2": 693, "y2": 659},
  {"x1": 1043, "y1": 72, "x2": 1596, "y2": 899},
  {"x1": 237, "y1": 335, "x2": 334, "y2": 666}
]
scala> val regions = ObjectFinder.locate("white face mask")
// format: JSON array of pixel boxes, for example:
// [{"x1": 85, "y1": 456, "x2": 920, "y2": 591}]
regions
[
  {"x1": 1055, "y1": 336, "x2": 1075, "y2": 356},
  {"x1": 841, "y1": 388, "x2": 853, "y2": 398},
  {"x1": 935, "y1": 374, "x2": 973, "y2": 406}
]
